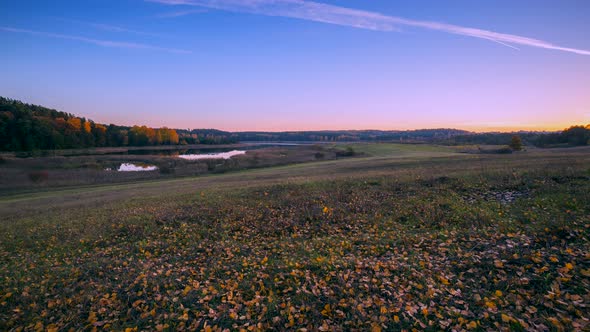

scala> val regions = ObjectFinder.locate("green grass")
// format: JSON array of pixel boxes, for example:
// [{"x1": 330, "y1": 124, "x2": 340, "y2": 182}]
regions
[
  {"x1": 344, "y1": 142, "x2": 455, "y2": 157},
  {"x1": 1, "y1": 145, "x2": 589, "y2": 331}
]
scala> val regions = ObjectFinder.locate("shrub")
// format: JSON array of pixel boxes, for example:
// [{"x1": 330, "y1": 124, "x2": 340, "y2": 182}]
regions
[
  {"x1": 496, "y1": 147, "x2": 513, "y2": 154},
  {"x1": 206, "y1": 161, "x2": 216, "y2": 171},
  {"x1": 159, "y1": 165, "x2": 175, "y2": 174},
  {"x1": 510, "y1": 135, "x2": 523, "y2": 151},
  {"x1": 28, "y1": 171, "x2": 49, "y2": 183},
  {"x1": 81, "y1": 162, "x2": 101, "y2": 169},
  {"x1": 336, "y1": 147, "x2": 355, "y2": 157},
  {"x1": 314, "y1": 152, "x2": 325, "y2": 159}
]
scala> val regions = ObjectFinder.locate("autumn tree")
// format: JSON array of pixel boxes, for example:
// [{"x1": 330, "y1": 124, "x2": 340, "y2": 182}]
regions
[
  {"x1": 509, "y1": 135, "x2": 523, "y2": 151},
  {"x1": 66, "y1": 117, "x2": 82, "y2": 131},
  {"x1": 157, "y1": 127, "x2": 179, "y2": 145},
  {"x1": 92, "y1": 124, "x2": 107, "y2": 147},
  {"x1": 129, "y1": 126, "x2": 152, "y2": 146}
]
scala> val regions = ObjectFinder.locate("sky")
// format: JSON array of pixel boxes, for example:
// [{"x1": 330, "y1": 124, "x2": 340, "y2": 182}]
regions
[{"x1": 1, "y1": 0, "x2": 589, "y2": 132}]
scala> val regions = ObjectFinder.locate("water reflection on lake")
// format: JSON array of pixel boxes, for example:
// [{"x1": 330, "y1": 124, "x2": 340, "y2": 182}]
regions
[
  {"x1": 179, "y1": 150, "x2": 246, "y2": 160},
  {"x1": 19, "y1": 143, "x2": 306, "y2": 158},
  {"x1": 116, "y1": 163, "x2": 158, "y2": 172},
  {"x1": 126, "y1": 144, "x2": 293, "y2": 156}
]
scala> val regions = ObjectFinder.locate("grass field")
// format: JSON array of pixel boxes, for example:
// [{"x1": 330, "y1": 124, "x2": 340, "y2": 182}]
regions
[
  {"x1": 0, "y1": 144, "x2": 347, "y2": 194},
  {"x1": 1, "y1": 144, "x2": 589, "y2": 331}
]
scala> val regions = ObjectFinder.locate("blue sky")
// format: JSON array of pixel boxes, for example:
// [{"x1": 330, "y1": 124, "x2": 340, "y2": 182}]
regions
[{"x1": 1, "y1": 0, "x2": 589, "y2": 131}]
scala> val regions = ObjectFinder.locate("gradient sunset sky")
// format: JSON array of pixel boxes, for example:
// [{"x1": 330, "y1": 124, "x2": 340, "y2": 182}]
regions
[{"x1": 1, "y1": 0, "x2": 589, "y2": 132}]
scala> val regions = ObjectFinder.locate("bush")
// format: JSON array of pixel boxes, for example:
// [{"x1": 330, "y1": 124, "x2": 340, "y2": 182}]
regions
[
  {"x1": 510, "y1": 135, "x2": 523, "y2": 151},
  {"x1": 159, "y1": 165, "x2": 175, "y2": 174},
  {"x1": 496, "y1": 147, "x2": 514, "y2": 154},
  {"x1": 81, "y1": 162, "x2": 101, "y2": 169},
  {"x1": 28, "y1": 171, "x2": 49, "y2": 183},
  {"x1": 480, "y1": 147, "x2": 513, "y2": 154},
  {"x1": 206, "y1": 161, "x2": 216, "y2": 171},
  {"x1": 16, "y1": 151, "x2": 33, "y2": 158},
  {"x1": 336, "y1": 147, "x2": 355, "y2": 157},
  {"x1": 314, "y1": 152, "x2": 325, "y2": 159}
]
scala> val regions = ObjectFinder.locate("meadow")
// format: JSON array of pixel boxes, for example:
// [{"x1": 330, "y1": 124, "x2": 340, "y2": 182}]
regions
[
  {"x1": 0, "y1": 144, "x2": 345, "y2": 194},
  {"x1": 0, "y1": 143, "x2": 589, "y2": 331}
]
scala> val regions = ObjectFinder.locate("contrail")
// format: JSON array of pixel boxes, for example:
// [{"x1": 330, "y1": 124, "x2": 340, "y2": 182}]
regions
[
  {"x1": 147, "y1": 0, "x2": 590, "y2": 56},
  {"x1": 0, "y1": 26, "x2": 191, "y2": 54}
]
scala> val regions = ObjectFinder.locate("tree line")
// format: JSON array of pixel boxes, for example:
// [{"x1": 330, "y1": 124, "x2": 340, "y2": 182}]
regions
[
  {"x1": 2, "y1": 96, "x2": 588, "y2": 151},
  {"x1": 236, "y1": 129, "x2": 470, "y2": 143},
  {"x1": 533, "y1": 125, "x2": 590, "y2": 147},
  {"x1": 0, "y1": 97, "x2": 235, "y2": 151},
  {"x1": 445, "y1": 126, "x2": 590, "y2": 147}
]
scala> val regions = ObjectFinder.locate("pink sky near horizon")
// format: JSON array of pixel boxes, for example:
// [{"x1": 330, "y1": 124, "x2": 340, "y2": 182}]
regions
[{"x1": 1, "y1": 0, "x2": 589, "y2": 133}]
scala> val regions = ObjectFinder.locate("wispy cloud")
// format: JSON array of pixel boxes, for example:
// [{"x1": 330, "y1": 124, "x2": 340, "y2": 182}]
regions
[
  {"x1": 156, "y1": 8, "x2": 209, "y2": 18},
  {"x1": 147, "y1": 0, "x2": 590, "y2": 56},
  {"x1": 0, "y1": 26, "x2": 191, "y2": 54},
  {"x1": 55, "y1": 17, "x2": 168, "y2": 38}
]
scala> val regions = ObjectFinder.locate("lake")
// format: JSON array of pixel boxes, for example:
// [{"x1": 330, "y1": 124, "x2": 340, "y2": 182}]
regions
[
  {"x1": 113, "y1": 163, "x2": 159, "y2": 172},
  {"x1": 178, "y1": 150, "x2": 246, "y2": 160}
]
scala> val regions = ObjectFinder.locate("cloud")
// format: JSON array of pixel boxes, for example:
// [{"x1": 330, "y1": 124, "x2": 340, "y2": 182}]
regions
[
  {"x1": 147, "y1": 0, "x2": 590, "y2": 56},
  {"x1": 156, "y1": 8, "x2": 209, "y2": 18},
  {"x1": 55, "y1": 18, "x2": 168, "y2": 38},
  {"x1": 0, "y1": 26, "x2": 191, "y2": 54}
]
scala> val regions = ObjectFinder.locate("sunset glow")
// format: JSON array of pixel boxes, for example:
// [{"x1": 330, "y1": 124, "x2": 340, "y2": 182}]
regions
[{"x1": 1, "y1": 0, "x2": 589, "y2": 132}]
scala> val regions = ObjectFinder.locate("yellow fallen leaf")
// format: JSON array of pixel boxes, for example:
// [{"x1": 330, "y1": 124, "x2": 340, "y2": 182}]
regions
[
  {"x1": 156, "y1": 324, "x2": 169, "y2": 331},
  {"x1": 46, "y1": 324, "x2": 58, "y2": 332},
  {"x1": 547, "y1": 317, "x2": 562, "y2": 328}
]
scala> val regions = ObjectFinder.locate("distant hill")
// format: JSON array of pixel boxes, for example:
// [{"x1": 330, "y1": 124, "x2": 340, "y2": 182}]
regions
[
  {"x1": 1, "y1": 97, "x2": 588, "y2": 151},
  {"x1": 233, "y1": 129, "x2": 469, "y2": 143}
]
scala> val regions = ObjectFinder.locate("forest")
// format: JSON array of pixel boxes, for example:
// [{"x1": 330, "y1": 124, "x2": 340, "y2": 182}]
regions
[
  {"x1": 1, "y1": 97, "x2": 589, "y2": 151},
  {"x1": 0, "y1": 97, "x2": 236, "y2": 151},
  {"x1": 226, "y1": 128, "x2": 590, "y2": 147}
]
